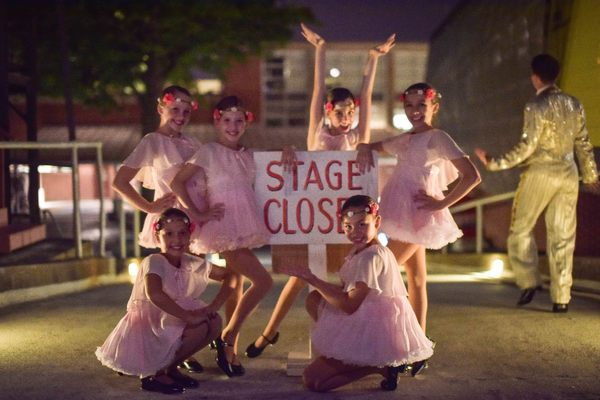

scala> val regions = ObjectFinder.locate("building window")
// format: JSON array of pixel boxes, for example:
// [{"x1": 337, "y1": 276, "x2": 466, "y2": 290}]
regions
[{"x1": 263, "y1": 45, "x2": 428, "y2": 131}]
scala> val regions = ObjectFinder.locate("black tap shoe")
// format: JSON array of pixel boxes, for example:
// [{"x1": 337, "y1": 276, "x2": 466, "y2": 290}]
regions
[
  {"x1": 245, "y1": 332, "x2": 280, "y2": 358},
  {"x1": 380, "y1": 365, "x2": 407, "y2": 391},
  {"x1": 140, "y1": 376, "x2": 185, "y2": 394},
  {"x1": 213, "y1": 337, "x2": 234, "y2": 377},
  {"x1": 178, "y1": 358, "x2": 203, "y2": 373}
]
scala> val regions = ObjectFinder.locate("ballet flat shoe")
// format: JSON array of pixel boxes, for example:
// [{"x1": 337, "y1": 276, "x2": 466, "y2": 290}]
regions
[
  {"x1": 380, "y1": 365, "x2": 407, "y2": 391},
  {"x1": 167, "y1": 370, "x2": 199, "y2": 389},
  {"x1": 231, "y1": 363, "x2": 246, "y2": 376},
  {"x1": 213, "y1": 337, "x2": 234, "y2": 377},
  {"x1": 245, "y1": 332, "x2": 280, "y2": 358},
  {"x1": 140, "y1": 376, "x2": 185, "y2": 394},
  {"x1": 410, "y1": 360, "x2": 428, "y2": 377}
]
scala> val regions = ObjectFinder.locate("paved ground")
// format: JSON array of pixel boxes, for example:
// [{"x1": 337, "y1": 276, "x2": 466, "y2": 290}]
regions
[{"x1": 1, "y1": 261, "x2": 599, "y2": 400}]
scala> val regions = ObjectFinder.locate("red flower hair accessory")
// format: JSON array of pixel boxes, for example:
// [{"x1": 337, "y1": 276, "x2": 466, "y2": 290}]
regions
[
  {"x1": 325, "y1": 102, "x2": 334, "y2": 112},
  {"x1": 398, "y1": 88, "x2": 439, "y2": 103},
  {"x1": 213, "y1": 107, "x2": 255, "y2": 122},
  {"x1": 158, "y1": 93, "x2": 199, "y2": 111},
  {"x1": 162, "y1": 93, "x2": 175, "y2": 104},
  {"x1": 368, "y1": 202, "x2": 379, "y2": 215},
  {"x1": 189, "y1": 222, "x2": 196, "y2": 234},
  {"x1": 338, "y1": 202, "x2": 379, "y2": 219},
  {"x1": 354, "y1": 98, "x2": 360, "y2": 107}
]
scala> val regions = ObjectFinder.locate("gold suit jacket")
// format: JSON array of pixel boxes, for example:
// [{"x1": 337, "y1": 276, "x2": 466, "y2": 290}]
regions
[{"x1": 487, "y1": 86, "x2": 598, "y2": 184}]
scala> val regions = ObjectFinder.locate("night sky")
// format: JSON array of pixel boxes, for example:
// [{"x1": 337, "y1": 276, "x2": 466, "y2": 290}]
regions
[{"x1": 285, "y1": 0, "x2": 463, "y2": 42}]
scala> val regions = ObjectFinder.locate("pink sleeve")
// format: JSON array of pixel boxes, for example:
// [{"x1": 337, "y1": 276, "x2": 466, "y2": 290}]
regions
[
  {"x1": 428, "y1": 130, "x2": 466, "y2": 160},
  {"x1": 429, "y1": 130, "x2": 466, "y2": 190},
  {"x1": 122, "y1": 133, "x2": 157, "y2": 169},
  {"x1": 345, "y1": 252, "x2": 383, "y2": 294},
  {"x1": 121, "y1": 133, "x2": 157, "y2": 189},
  {"x1": 145, "y1": 254, "x2": 166, "y2": 280},
  {"x1": 187, "y1": 145, "x2": 212, "y2": 171}
]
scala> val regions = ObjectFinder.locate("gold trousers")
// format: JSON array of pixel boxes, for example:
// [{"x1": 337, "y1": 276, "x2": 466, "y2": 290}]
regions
[{"x1": 507, "y1": 163, "x2": 579, "y2": 304}]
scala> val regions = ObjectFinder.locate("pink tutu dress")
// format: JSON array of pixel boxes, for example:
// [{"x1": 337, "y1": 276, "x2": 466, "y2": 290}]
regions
[
  {"x1": 311, "y1": 244, "x2": 434, "y2": 367},
  {"x1": 121, "y1": 132, "x2": 202, "y2": 248},
  {"x1": 312, "y1": 123, "x2": 359, "y2": 151},
  {"x1": 95, "y1": 253, "x2": 211, "y2": 377},
  {"x1": 187, "y1": 142, "x2": 271, "y2": 254},
  {"x1": 379, "y1": 129, "x2": 466, "y2": 249}
]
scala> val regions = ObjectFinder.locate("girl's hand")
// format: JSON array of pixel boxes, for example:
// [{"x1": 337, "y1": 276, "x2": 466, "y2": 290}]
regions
[
  {"x1": 281, "y1": 145, "x2": 298, "y2": 173},
  {"x1": 184, "y1": 310, "x2": 208, "y2": 326},
  {"x1": 277, "y1": 264, "x2": 315, "y2": 282},
  {"x1": 370, "y1": 33, "x2": 396, "y2": 57},
  {"x1": 301, "y1": 23, "x2": 324, "y2": 47},
  {"x1": 148, "y1": 192, "x2": 177, "y2": 213},
  {"x1": 414, "y1": 190, "x2": 445, "y2": 211},
  {"x1": 356, "y1": 143, "x2": 375, "y2": 174},
  {"x1": 474, "y1": 148, "x2": 489, "y2": 166}
]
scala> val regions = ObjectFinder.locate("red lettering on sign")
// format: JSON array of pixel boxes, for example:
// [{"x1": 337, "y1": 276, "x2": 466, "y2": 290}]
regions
[
  {"x1": 266, "y1": 161, "x2": 284, "y2": 191},
  {"x1": 290, "y1": 161, "x2": 305, "y2": 191},
  {"x1": 336, "y1": 197, "x2": 348, "y2": 233},
  {"x1": 348, "y1": 160, "x2": 362, "y2": 190},
  {"x1": 304, "y1": 161, "x2": 324, "y2": 190},
  {"x1": 325, "y1": 160, "x2": 342, "y2": 190},
  {"x1": 264, "y1": 199, "x2": 281, "y2": 233},
  {"x1": 296, "y1": 198, "x2": 315, "y2": 233},
  {"x1": 282, "y1": 199, "x2": 297, "y2": 234},
  {"x1": 317, "y1": 198, "x2": 334, "y2": 233}
]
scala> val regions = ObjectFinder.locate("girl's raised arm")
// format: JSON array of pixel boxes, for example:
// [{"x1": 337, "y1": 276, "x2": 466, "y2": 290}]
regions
[
  {"x1": 112, "y1": 166, "x2": 175, "y2": 214},
  {"x1": 301, "y1": 23, "x2": 327, "y2": 151},
  {"x1": 357, "y1": 34, "x2": 396, "y2": 144}
]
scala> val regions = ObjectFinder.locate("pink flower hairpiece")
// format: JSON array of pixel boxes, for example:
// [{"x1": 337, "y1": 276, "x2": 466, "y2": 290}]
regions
[
  {"x1": 338, "y1": 203, "x2": 379, "y2": 219},
  {"x1": 152, "y1": 216, "x2": 195, "y2": 234},
  {"x1": 398, "y1": 88, "x2": 439, "y2": 103},
  {"x1": 325, "y1": 99, "x2": 358, "y2": 112},
  {"x1": 159, "y1": 93, "x2": 199, "y2": 111},
  {"x1": 212, "y1": 107, "x2": 255, "y2": 123}
]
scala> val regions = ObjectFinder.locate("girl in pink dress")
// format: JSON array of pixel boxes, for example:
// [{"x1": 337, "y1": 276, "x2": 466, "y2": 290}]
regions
[
  {"x1": 356, "y1": 83, "x2": 481, "y2": 373},
  {"x1": 280, "y1": 195, "x2": 434, "y2": 392},
  {"x1": 112, "y1": 85, "x2": 215, "y2": 373},
  {"x1": 170, "y1": 96, "x2": 272, "y2": 377},
  {"x1": 245, "y1": 23, "x2": 396, "y2": 358},
  {"x1": 112, "y1": 85, "x2": 203, "y2": 249},
  {"x1": 95, "y1": 208, "x2": 235, "y2": 394}
]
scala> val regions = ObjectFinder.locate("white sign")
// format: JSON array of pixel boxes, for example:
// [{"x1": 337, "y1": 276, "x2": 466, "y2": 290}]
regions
[{"x1": 254, "y1": 151, "x2": 378, "y2": 244}]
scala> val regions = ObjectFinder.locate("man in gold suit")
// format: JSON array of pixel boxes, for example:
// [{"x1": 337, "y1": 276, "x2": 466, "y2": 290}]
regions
[{"x1": 476, "y1": 54, "x2": 599, "y2": 313}]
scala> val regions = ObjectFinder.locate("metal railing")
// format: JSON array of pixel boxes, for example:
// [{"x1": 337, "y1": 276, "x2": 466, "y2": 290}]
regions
[
  {"x1": 0, "y1": 141, "x2": 106, "y2": 258},
  {"x1": 449, "y1": 191, "x2": 516, "y2": 253}
]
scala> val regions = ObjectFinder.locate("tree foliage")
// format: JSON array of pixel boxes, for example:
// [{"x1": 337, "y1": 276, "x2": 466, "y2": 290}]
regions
[{"x1": 7, "y1": 0, "x2": 312, "y2": 131}]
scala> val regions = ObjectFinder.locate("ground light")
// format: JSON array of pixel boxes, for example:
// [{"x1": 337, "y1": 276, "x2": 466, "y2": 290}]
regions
[{"x1": 489, "y1": 258, "x2": 505, "y2": 278}]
